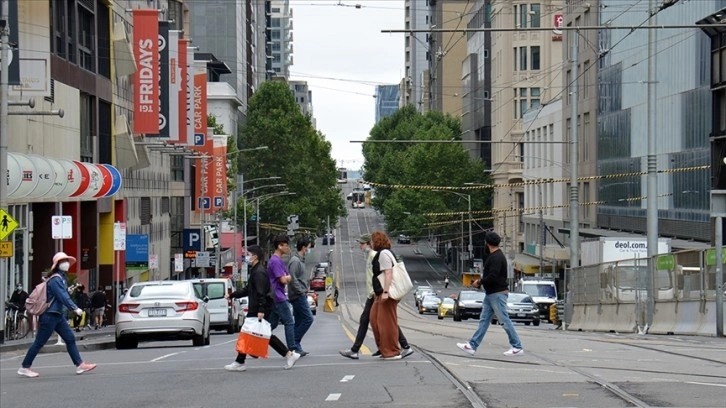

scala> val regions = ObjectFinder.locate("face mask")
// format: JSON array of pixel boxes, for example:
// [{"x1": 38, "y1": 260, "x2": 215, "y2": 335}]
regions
[
  {"x1": 59, "y1": 261, "x2": 70, "y2": 272},
  {"x1": 307, "y1": 248, "x2": 313, "y2": 255},
  {"x1": 245, "y1": 256, "x2": 252, "y2": 263}
]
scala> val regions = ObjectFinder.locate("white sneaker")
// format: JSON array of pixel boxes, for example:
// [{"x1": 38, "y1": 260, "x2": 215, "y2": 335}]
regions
[
  {"x1": 224, "y1": 361, "x2": 247, "y2": 371},
  {"x1": 400, "y1": 348, "x2": 414, "y2": 359},
  {"x1": 17, "y1": 368, "x2": 39, "y2": 378},
  {"x1": 285, "y1": 351, "x2": 300, "y2": 369},
  {"x1": 457, "y1": 342, "x2": 476, "y2": 355},
  {"x1": 503, "y1": 347, "x2": 524, "y2": 356}
]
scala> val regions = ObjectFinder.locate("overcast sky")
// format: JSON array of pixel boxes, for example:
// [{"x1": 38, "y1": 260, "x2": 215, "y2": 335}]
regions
[{"x1": 290, "y1": 1, "x2": 404, "y2": 171}]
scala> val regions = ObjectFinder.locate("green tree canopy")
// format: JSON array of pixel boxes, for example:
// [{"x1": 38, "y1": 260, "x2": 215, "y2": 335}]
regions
[
  {"x1": 362, "y1": 105, "x2": 491, "y2": 242},
  {"x1": 237, "y1": 81, "x2": 346, "y2": 241}
]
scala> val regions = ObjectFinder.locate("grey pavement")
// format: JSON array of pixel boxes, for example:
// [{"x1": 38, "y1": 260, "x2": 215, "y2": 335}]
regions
[{"x1": 0, "y1": 325, "x2": 116, "y2": 354}]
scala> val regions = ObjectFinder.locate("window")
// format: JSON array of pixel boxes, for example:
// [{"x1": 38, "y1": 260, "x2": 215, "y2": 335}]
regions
[
  {"x1": 78, "y1": 5, "x2": 95, "y2": 72},
  {"x1": 171, "y1": 156, "x2": 184, "y2": 181},
  {"x1": 513, "y1": 47, "x2": 517, "y2": 71},
  {"x1": 519, "y1": 47, "x2": 527, "y2": 70},
  {"x1": 583, "y1": 60, "x2": 590, "y2": 97},
  {"x1": 519, "y1": 4, "x2": 528, "y2": 28},
  {"x1": 530, "y1": 4, "x2": 541, "y2": 28},
  {"x1": 271, "y1": 18, "x2": 281, "y2": 27},
  {"x1": 531, "y1": 46, "x2": 540, "y2": 70},
  {"x1": 80, "y1": 93, "x2": 94, "y2": 162},
  {"x1": 140, "y1": 197, "x2": 151, "y2": 225},
  {"x1": 531, "y1": 87, "x2": 541, "y2": 110},
  {"x1": 271, "y1": 30, "x2": 281, "y2": 40}
]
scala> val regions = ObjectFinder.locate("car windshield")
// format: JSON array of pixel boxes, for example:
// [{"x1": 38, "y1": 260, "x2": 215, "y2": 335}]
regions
[
  {"x1": 459, "y1": 292, "x2": 485, "y2": 301},
  {"x1": 523, "y1": 284, "x2": 556, "y2": 298},
  {"x1": 129, "y1": 283, "x2": 190, "y2": 299},
  {"x1": 423, "y1": 295, "x2": 441, "y2": 303},
  {"x1": 441, "y1": 298, "x2": 455, "y2": 306},
  {"x1": 508, "y1": 293, "x2": 534, "y2": 303}
]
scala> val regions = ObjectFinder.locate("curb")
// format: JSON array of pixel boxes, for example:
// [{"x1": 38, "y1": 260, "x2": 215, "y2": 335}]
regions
[{"x1": 0, "y1": 329, "x2": 115, "y2": 354}]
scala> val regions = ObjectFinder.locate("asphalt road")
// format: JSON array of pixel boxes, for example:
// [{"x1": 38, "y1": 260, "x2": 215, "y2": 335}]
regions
[{"x1": 1, "y1": 183, "x2": 724, "y2": 407}]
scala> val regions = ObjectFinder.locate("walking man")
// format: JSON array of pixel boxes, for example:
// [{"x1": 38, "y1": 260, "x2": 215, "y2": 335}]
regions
[
  {"x1": 90, "y1": 287, "x2": 107, "y2": 329},
  {"x1": 287, "y1": 237, "x2": 314, "y2": 356},
  {"x1": 444, "y1": 276, "x2": 450, "y2": 288},
  {"x1": 268, "y1": 234, "x2": 297, "y2": 352},
  {"x1": 456, "y1": 231, "x2": 524, "y2": 357},
  {"x1": 339, "y1": 233, "x2": 413, "y2": 359}
]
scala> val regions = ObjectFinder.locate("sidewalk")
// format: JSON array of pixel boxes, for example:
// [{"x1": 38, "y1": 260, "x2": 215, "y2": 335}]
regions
[{"x1": 0, "y1": 325, "x2": 116, "y2": 354}]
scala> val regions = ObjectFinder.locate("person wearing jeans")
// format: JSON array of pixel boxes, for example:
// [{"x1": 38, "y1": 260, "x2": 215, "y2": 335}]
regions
[
  {"x1": 457, "y1": 232, "x2": 524, "y2": 357},
  {"x1": 18, "y1": 252, "x2": 97, "y2": 377},
  {"x1": 287, "y1": 238, "x2": 314, "y2": 355},
  {"x1": 267, "y1": 234, "x2": 297, "y2": 351}
]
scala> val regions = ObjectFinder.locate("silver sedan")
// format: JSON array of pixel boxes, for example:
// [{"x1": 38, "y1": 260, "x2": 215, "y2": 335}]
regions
[{"x1": 115, "y1": 281, "x2": 210, "y2": 349}]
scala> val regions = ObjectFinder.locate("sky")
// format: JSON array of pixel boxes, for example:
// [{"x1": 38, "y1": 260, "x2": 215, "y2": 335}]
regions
[{"x1": 289, "y1": 0, "x2": 405, "y2": 171}]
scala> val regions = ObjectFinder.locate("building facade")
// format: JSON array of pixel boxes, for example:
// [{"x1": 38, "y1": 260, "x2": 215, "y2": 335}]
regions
[
  {"x1": 402, "y1": 0, "x2": 430, "y2": 110},
  {"x1": 489, "y1": 0, "x2": 563, "y2": 259},
  {"x1": 375, "y1": 85, "x2": 401, "y2": 123},
  {"x1": 288, "y1": 80, "x2": 315, "y2": 126},
  {"x1": 595, "y1": 0, "x2": 717, "y2": 242},
  {"x1": 268, "y1": 0, "x2": 294, "y2": 79}
]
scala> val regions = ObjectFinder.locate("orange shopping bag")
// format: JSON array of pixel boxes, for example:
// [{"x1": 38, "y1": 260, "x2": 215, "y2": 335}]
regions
[{"x1": 235, "y1": 318, "x2": 271, "y2": 358}]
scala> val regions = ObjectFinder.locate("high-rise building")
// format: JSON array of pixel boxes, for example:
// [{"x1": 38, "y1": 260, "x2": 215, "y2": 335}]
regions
[
  {"x1": 591, "y1": 0, "x2": 714, "y2": 242},
  {"x1": 402, "y1": 0, "x2": 430, "y2": 110},
  {"x1": 288, "y1": 80, "x2": 316, "y2": 126},
  {"x1": 267, "y1": 0, "x2": 294, "y2": 79},
  {"x1": 488, "y1": 0, "x2": 563, "y2": 259},
  {"x1": 375, "y1": 85, "x2": 401, "y2": 123}
]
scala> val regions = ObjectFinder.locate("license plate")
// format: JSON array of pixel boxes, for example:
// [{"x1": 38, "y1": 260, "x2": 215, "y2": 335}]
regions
[
  {"x1": 517, "y1": 313, "x2": 526, "y2": 317},
  {"x1": 148, "y1": 308, "x2": 167, "y2": 317}
]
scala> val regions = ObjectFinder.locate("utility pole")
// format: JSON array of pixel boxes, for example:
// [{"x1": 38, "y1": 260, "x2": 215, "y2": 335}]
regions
[
  {"x1": 645, "y1": 0, "x2": 659, "y2": 331},
  {"x1": 569, "y1": 29, "x2": 580, "y2": 272},
  {"x1": 0, "y1": 0, "x2": 9, "y2": 343},
  {"x1": 539, "y1": 185, "x2": 544, "y2": 278}
]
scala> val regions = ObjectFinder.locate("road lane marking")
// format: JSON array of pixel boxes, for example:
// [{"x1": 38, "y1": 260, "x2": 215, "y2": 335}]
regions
[
  {"x1": 341, "y1": 375, "x2": 355, "y2": 382},
  {"x1": 340, "y1": 323, "x2": 371, "y2": 354},
  {"x1": 151, "y1": 352, "x2": 185, "y2": 362},
  {"x1": 686, "y1": 381, "x2": 726, "y2": 388},
  {"x1": 325, "y1": 393, "x2": 341, "y2": 401}
]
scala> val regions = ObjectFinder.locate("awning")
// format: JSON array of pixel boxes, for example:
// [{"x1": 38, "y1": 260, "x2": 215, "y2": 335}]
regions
[
  {"x1": 113, "y1": 22, "x2": 137, "y2": 77},
  {"x1": 513, "y1": 252, "x2": 551, "y2": 275}
]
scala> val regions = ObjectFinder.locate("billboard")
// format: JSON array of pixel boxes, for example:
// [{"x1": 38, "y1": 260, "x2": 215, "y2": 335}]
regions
[
  {"x1": 132, "y1": 9, "x2": 160, "y2": 134},
  {"x1": 157, "y1": 21, "x2": 170, "y2": 138},
  {"x1": 126, "y1": 234, "x2": 149, "y2": 263},
  {"x1": 178, "y1": 38, "x2": 190, "y2": 145}
]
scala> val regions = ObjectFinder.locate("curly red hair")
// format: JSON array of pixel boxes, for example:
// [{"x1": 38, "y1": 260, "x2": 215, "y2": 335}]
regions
[{"x1": 370, "y1": 231, "x2": 392, "y2": 251}]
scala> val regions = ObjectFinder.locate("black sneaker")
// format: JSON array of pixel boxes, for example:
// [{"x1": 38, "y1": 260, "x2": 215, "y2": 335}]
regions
[{"x1": 371, "y1": 350, "x2": 381, "y2": 357}]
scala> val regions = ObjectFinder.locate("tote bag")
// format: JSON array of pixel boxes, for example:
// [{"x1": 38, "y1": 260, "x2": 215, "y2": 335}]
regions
[
  {"x1": 377, "y1": 251, "x2": 414, "y2": 300},
  {"x1": 235, "y1": 318, "x2": 272, "y2": 358}
]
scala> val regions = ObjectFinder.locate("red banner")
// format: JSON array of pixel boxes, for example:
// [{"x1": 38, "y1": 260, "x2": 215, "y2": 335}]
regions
[
  {"x1": 193, "y1": 62, "x2": 210, "y2": 212},
  {"x1": 133, "y1": 10, "x2": 160, "y2": 134},
  {"x1": 212, "y1": 136, "x2": 228, "y2": 210}
]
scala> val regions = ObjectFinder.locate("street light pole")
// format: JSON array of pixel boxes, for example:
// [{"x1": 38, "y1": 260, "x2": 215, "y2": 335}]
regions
[
  {"x1": 254, "y1": 191, "x2": 296, "y2": 245},
  {"x1": 0, "y1": 0, "x2": 10, "y2": 343}
]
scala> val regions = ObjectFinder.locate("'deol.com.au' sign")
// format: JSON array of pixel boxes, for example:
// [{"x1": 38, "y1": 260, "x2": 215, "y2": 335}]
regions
[{"x1": 126, "y1": 234, "x2": 149, "y2": 264}]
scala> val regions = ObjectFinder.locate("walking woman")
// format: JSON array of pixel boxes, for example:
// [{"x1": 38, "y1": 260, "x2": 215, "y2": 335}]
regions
[
  {"x1": 224, "y1": 245, "x2": 300, "y2": 371},
  {"x1": 369, "y1": 231, "x2": 402, "y2": 360},
  {"x1": 18, "y1": 252, "x2": 97, "y2": 377}
]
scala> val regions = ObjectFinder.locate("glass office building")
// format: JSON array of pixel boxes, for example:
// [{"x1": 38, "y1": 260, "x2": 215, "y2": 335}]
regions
[
  {"x1": 375, "y1": 85, "x2": 401, "y2": 123},
  {"x1": 596, "y1": 0, "x2": 723, "y2": 241}
]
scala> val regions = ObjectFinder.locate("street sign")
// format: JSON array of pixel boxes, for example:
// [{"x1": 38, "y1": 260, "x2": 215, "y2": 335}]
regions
[
  {"x1": 51, "y1": 215, "x2": 73, "y2": 239},
  {"x1": 113, "y1": 222, "x2": 127, "y2": 250},
  {"x1": 0, "y1": 241, "x2": 13, "y2": 258},
  {"x1": 150, "y1": 254, "x2": 159, "y2": 269},
  {"x1": 0, "y1": 208, "x2": 19, "y2": 240},
  {"x1": 174, "y1": 253, "x2": 184, "y2": 272},
  {"x1": 196, "y1": 251, "x2": 210, "y2": 267}
]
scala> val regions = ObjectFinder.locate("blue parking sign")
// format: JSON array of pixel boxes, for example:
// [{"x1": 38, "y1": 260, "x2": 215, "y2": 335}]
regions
[
  {"x1": 213, "y1": 196, "x2": 224, "y2": 208},
  {"x1": 198, "y1": 197, "x2": 211, "y2": 209},
  {"x1": 194, "y1": 133, "x2": 205, "y2": 146}
]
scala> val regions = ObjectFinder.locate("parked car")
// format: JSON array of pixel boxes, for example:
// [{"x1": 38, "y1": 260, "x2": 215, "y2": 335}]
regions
[
  {"x1": 419, "y1": 295, "x2": 442, "y2": 315},
  {"x1": 492, "y1": 292, "x2": 540, "y2": 326},
  {"x1": 453, "y1": 290, "x2": 486, "y2": 321},
  {"x1": 307, "y1": 293, "x2": 317, "y2": 315},
  {"x1": 189, "y1": 278, "x2": 238, "y2": 333},
  {"x1": 322, "y1": 234, "x2": 335, "y2": 245},
  {"x1": 310, "y1": 275, "x2": 326, "y2": 291},
  {"x1": 438, "y1": 297, "x2": 455, "y2": 319},
  {"x1": 115, "y1": 281, "x2": 210, "y2": 349},
  {"x1": 397, "y1": 234, "x2": 411, "y2": 244}
]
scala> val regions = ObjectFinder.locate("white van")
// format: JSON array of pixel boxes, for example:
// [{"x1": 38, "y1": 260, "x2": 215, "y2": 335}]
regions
[{"x1": 189, "y1": 278, "x2": 238, "y2": 333}]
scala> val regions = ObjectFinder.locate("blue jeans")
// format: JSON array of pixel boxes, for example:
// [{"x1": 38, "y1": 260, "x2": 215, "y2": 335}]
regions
[
  {"x1": 289, "y1": 295, "x2": 314, "y2": 353},
  {"x1": 468, "y1": 292, "x2": 522, "y2": 350},
  {"x1": 22, "y1": 312, "x2": 83, "y2": 368},
  {"x1": 270, "y1": 300, "x2": 296, "y2": 351}
]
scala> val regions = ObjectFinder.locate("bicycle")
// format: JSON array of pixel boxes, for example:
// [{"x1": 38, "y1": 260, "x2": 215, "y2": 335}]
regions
[{"x1": 4, "y1": 301, "x2": 30, "y2": 341}]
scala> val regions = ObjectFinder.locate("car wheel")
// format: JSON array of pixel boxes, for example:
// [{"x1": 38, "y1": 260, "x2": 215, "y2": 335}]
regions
[
  {"x1": 453, "y1": 311, "x2": 461, "y2": 322},
  {"x1": 204, "y1": 327, "x2": 211, "y2": 345},
  {"x1": 227, "y1": 320, "x2": 235, "y2": 334},
  {"x1": 533, "y1": 319, "x2": 540, "y2": 326},
  {"x1": 192, "y1": 326, "x2": 206, "y2": 346},
  {"x1": 419, "y1": 309, "x2": 424, "y2": 314},
  {"x1": 524, "y1": 322, "x2": 531, "y2": 326},
  {"x1": 438, "y1": 315, "x2": 444, "y2": 320}
]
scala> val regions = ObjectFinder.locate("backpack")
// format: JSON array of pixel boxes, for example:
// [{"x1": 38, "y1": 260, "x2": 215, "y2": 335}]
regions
[{"x1": 25, "y1": 275, "x2": 60, "y2": 316}]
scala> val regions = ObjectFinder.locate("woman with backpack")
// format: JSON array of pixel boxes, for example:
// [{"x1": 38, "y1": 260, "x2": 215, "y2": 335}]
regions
[{"x1": 17, "y1": 252, "x2": 97, "y2": 378}]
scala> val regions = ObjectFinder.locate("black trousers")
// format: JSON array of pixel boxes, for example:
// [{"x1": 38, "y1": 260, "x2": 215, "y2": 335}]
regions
[{"x1": 351, "y1": 296, "x2": 409, "y2": 353}]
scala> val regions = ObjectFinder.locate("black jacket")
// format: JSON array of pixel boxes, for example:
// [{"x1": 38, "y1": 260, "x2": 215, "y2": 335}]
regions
[
  {"x1": 230, "y1": 261, "x2": 273, "y2": 317},
  {"x1": 480, "y1": 249, "x2": 509, "y2": 294}
]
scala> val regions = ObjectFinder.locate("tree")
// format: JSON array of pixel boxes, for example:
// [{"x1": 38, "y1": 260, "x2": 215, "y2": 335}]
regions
[
  {"x1": 237, "y1": 81, "x2": 346, "y2": 243},
  {"x1": 362, "y1": 105, "x2": 491, "y2": 242}
]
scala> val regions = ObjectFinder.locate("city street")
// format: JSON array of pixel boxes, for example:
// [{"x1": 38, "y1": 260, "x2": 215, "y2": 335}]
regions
[{"x1": 1, "y1": 190, "x2": 725, "y2": 408}]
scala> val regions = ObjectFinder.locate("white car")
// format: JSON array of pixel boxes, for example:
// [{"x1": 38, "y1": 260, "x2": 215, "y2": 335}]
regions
[
  {"x1": 189, "y1": 278, "x2": 239, "y2": 333},
  {"x1": 115, "y1": 281, "x2": 210, "y2": 349}
]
